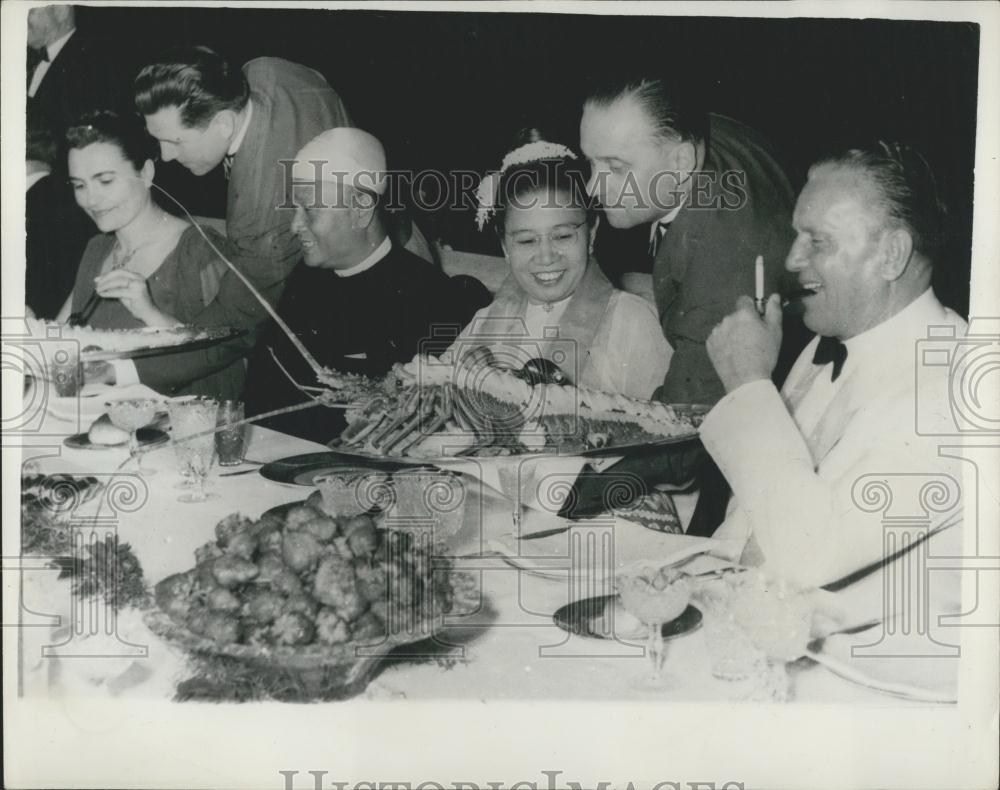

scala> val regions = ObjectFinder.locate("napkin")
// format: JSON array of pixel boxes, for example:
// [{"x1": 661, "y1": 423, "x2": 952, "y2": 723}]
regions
[
  {"x1": 613, "y1": 490, "x2": 682, "y2": 533},
  {"x1": 436, "y1": 453, "x2": 621, "y2": 515},
  {"x1": 492, "y1": 514, "x2": 738, "y2": 583}
]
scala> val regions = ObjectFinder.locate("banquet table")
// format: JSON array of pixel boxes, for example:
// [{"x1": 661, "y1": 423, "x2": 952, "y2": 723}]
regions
[{"x1": 14, "y1": 418, "x2": 921, "y2": 705}]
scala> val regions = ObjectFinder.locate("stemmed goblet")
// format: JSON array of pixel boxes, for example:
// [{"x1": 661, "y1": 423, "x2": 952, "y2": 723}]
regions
[
  {"x1": 106, "y1": 398, "x2": 159, "y2": 477},
  {"x1": 616, "y1": 564, "x2": 692, "y2": 689},
  {"x1": 493, "y1": 456, "x2": 545, "y2": 537}
]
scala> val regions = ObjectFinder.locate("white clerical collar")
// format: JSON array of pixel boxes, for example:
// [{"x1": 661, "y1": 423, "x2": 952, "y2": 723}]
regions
[
  {"x1": 227, "y1": 99, "x2": 254, "y2": 156},
  {"x1": 649, "y1": 192, "x2": 689, "y2": 244},
  {"x1": 334, "y1": 236, "x2": 392, "y2": 278},
  {"x1": 46, "y1": 28, "x2": 74, "y2": 62}
]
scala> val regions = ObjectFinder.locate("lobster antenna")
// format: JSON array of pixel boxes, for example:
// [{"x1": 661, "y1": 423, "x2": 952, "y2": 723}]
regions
[{"x1": 151, "y1": 182, "x2": 327, "y2": 382}]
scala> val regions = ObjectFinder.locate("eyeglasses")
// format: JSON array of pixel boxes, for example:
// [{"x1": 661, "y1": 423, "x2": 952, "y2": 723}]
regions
[{"x1": 505, "y1": 221, "x2": 587, "y2": 253}]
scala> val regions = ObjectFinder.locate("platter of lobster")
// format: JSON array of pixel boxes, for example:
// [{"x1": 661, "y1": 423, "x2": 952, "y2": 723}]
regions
[{"x1": 331, "y1": 349, "x2": 708, "y2": 463}]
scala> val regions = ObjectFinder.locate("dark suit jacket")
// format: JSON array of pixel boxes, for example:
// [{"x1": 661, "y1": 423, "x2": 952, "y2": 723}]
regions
[
  {"x1": 28, "y1": 30, "x2": 132, "y2": 135},
  {"x1": 654, "y1": 114, "x2": 797, "y2": 405},
  {"x1": 25, "y1": 173, "x2": 93, "y2": 319},
  {"x1": 246, "y1": 244, "x2": 473, "y2": 444}
]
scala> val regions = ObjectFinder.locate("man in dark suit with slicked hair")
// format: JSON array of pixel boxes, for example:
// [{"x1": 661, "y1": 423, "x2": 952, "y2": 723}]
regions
[{"x1": 581, "y1": 76, "x2": 798, "y2": 405}]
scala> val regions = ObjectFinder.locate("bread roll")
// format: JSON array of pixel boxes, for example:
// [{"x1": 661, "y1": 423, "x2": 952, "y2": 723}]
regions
[{"x1": 88, "y1": 414, "x2": 129, "y2": 446}]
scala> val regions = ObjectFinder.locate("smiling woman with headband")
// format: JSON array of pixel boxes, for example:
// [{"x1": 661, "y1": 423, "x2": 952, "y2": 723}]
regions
[
  {"x1": 53, "y1": 110, "x2": 246, "y2": 399},
  {"x1": 459, "y1": 128, "x2": 671, "y2": 400}
]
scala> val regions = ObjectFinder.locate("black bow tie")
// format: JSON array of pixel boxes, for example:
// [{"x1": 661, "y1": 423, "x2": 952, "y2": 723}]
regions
[{"x1": 812, "y1": 336, "x2": 848, "y2": 381}]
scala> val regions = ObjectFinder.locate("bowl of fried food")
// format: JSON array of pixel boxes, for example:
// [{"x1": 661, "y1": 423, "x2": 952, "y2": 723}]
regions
[{"x1": 145, "y1": 502, "x2": 478, "y2": 701}]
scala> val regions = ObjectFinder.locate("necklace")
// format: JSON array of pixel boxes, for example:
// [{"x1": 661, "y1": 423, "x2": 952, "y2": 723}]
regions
[
  {"x1": 542, "y1": 302, "x2": 554, "y2": 313},
  {"x1": 111, "y1": 212, "x2": 170, "y2": 272}
]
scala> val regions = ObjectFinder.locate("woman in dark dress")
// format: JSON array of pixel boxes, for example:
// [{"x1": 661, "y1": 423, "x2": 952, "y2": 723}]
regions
[{"x1": 54, "y1": 110, "x2": 245, "y2": 399}]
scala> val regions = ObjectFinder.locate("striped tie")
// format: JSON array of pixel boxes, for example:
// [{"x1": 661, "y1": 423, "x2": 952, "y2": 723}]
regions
[{"x1": 648, "y1": 222, "x2": 668, "y2": 260}]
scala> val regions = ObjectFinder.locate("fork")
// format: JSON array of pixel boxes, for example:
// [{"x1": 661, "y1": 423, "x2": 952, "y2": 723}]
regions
[{"x1": 67, "y1": 291, "x2": 101, "y2": 327}]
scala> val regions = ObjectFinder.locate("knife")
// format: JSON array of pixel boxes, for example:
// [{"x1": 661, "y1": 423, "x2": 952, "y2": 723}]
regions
[
  {"x1": 218, "y1": 460, "x2": 267, "y2": 477},
  {"x1": 517, "y1": 524, "x2": 573, "y2": 541}
]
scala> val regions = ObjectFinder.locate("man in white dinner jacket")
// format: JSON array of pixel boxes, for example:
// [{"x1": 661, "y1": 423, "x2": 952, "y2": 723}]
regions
[{"x1": 702, "y1": 142, "x2": 967, "y2": 695}]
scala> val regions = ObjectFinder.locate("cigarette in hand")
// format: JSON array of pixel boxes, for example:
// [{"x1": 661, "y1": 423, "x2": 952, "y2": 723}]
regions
[{"x1": 754, "y1": 254, "x2": 765, "y2": 315}]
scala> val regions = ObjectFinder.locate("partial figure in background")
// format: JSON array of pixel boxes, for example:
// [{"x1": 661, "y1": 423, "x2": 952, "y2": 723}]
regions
[
  {"x1": 460, "y1": 129, "x2": 671, "y2": 400},
  {"x1": 702, "y1": 142, "x2": 964, "y2": 695},
  {"x1": 55, "y1": 111, "x2": 245, "y2": 399},
  {"x1": 26, "y1": 4, "x2": 135, "y2": 319},
  {"x1": 246, "y1": 128, "x2": 487, "y2": 444},
  {"x1": 27, "y1": 4, "x2": 132, "y2": 135},
  {"x1": 25, "y1": 110, "x2": 93, "y2": 319},
  {"x1": 580, "y1": 76, "x2": 799, "y2": 405}
]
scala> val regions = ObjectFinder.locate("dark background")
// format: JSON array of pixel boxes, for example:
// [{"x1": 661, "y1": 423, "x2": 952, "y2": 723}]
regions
[{"x1": 73, "y1": 6, "x2": 979, "y2": 315}]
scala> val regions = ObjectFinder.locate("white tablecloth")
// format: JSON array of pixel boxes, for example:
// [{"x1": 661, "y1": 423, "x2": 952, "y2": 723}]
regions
[{"x1": 14, "y1": 423, "x2": 911, "y2": 704}]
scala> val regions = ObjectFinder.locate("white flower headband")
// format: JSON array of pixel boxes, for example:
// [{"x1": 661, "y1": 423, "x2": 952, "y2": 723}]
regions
[{"x1": 475, "y1": 141, "x2": 578, "y2": 230}]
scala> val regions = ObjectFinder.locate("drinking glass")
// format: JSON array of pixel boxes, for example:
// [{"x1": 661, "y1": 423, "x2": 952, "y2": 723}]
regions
[
  {"x1": 728, "y1": 571, "x2": 813, "y2": 702},
  {"x1": 107, "y1": 398, "x2": 159, "y2": 476},
  {"x1": 391, "y1": 469, "x2": 466, "y2": 541},
  {"x1": 215, "y1": 400, "x2": 247, "y2": 466},
  {"x1": 48, "y1": 343, "x2": 82, "y2": 397},
  {"x1": 314, "y1": 468, "x2": 390, "y2": 517},
  {"x1": 167, "y1": 397, "x2": 219, "y2": 503},
  {"x1": 697, "y1": 579, "x2": 766, "y2": 682},
  {"x1": 616, "y1": 566, "x2": 692, "y2": 689}
]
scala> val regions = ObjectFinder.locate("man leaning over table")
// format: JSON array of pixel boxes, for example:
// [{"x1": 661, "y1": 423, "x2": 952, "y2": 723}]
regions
[
  {"x1": 702, "y1": 142, "x2": 965, "y2": 692},
  {"x1": 580, "y1": 75, "x2": 800, "y2": 405},
  {"x1": 578, "y1": 76, "x2": 805, "y2": 536},
  {"x1": 130, "y1": 46, "x2": 352, "y2": 387}
]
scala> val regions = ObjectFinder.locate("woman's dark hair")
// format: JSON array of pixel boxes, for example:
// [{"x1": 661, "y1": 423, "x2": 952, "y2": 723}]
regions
[
  {"x1": 585, "y1": 76, "x2": 708, "y2": 145},
  {"x1": 812, "y1": 141, "x2": 949, "y2": 264},
  {"x1": 65, "y1": 110, "x2": 158, "y2": 171},
  {"x1": 493, "y1": 128, "x2": 598, "y2": 234},
  {"x1": 134, "y1": 45, "x2": 249, "y2": 129}
]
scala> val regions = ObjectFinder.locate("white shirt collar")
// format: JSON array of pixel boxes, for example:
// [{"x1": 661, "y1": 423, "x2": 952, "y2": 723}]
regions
[
  {"x1": 334, "y1": 236, "x2": 392, "y2": 278},
  {"x1": 841, "y1": 286, "x2": 939, "y2": 363},
  {"x1": 26, "y1": 170, "x2": 50, "y2": 191},
  {"x1": 784, "y1": 287, "x2": 945, "y2": 438},
  {"x1": 46, "y1": 28, "x2": 74, "y2": 62},
  {"x1": 649, "y1": 192, "x2": 689, "y2": 243},
  {"x1": 227, "y1": 99, "x2": 254, "y2": 156}
]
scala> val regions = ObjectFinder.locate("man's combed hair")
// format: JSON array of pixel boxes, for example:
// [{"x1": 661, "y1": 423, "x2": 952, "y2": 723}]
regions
[
  {"x1": 816, "y1": 142, "x2": 949, "y2": 264},
  {"x1": 585, "y1": 76, "x2": 708, "y2": 144},
  {"x1": 134, "y1": 46, "x2": 249, "y2": 129}
]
